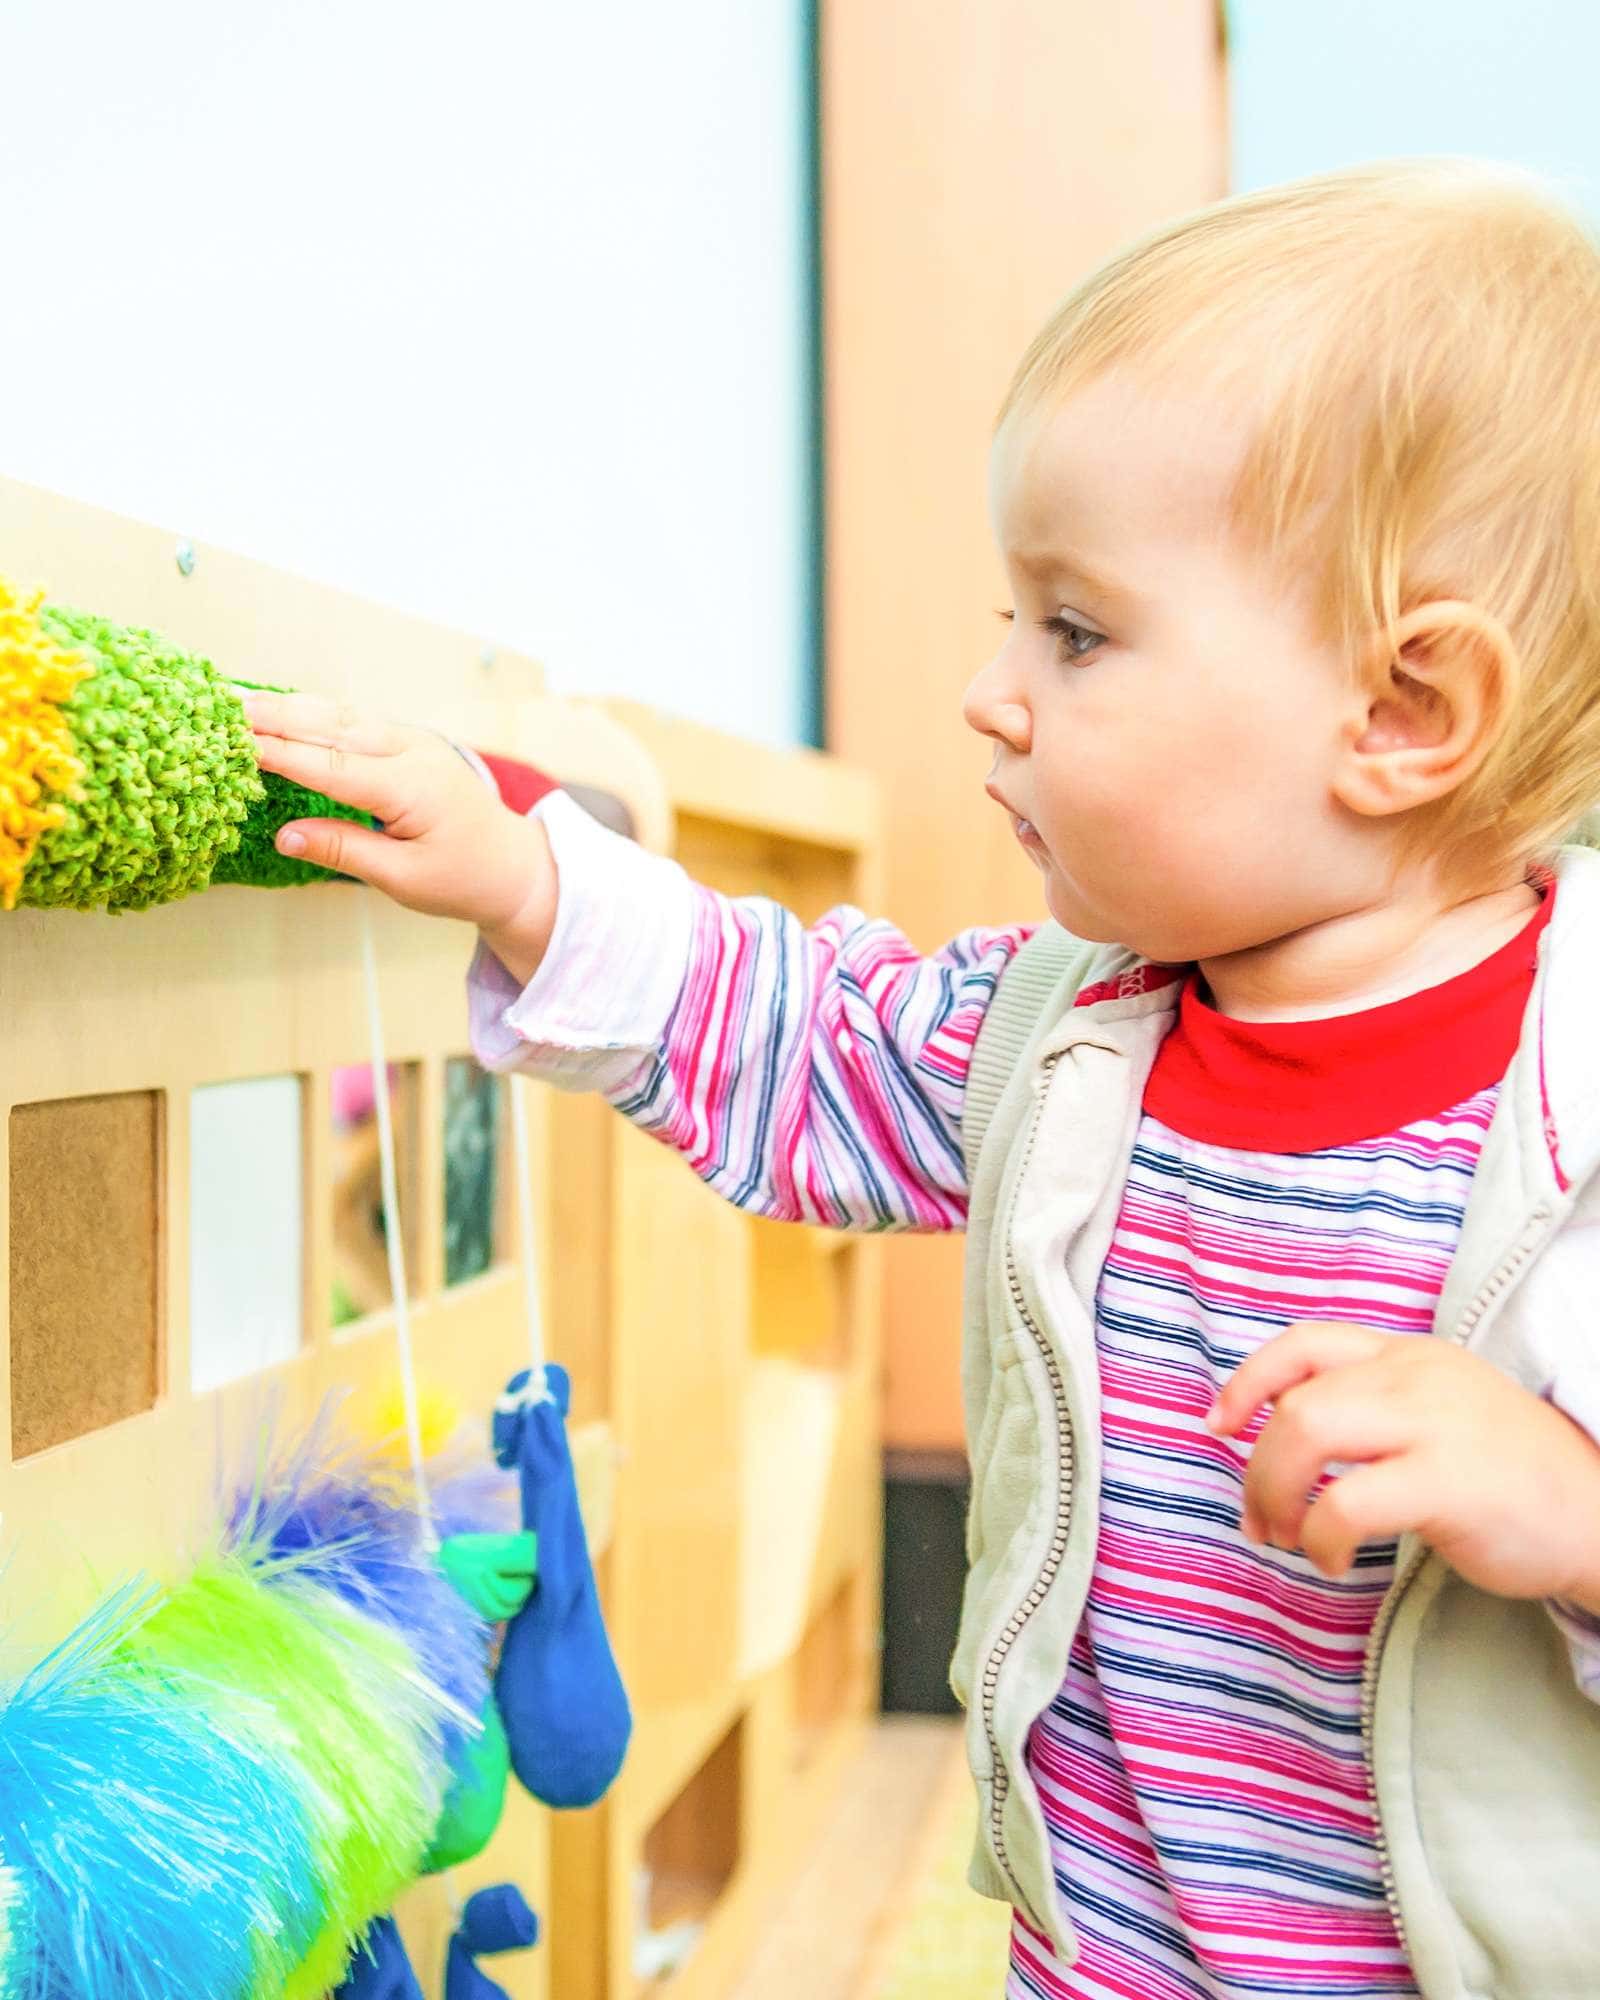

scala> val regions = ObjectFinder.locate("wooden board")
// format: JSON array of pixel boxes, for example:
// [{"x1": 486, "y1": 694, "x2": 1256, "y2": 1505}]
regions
[
  {"x1": 0, "y1": 479, "x2": 683, "y2": 2000},
  {"x1": 0, "y1": 479, "x2": 884, "y2": 2000},
  {"x1": 0, "y1": 472, "x2": 673, "y2": 848}
]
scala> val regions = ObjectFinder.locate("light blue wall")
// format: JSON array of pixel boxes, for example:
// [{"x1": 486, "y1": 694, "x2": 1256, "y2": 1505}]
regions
[
  {"x1": 0, "y1": 3, "x2": 816, "y2": 748},
  {"x1": 1231, "y1": 0, "x2": 1600, "y2": 211}
]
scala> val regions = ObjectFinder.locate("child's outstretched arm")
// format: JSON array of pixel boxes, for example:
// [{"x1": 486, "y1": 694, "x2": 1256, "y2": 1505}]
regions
[{"x1": 246, "y1": 691, "x2": 1030, "y2": 1233}]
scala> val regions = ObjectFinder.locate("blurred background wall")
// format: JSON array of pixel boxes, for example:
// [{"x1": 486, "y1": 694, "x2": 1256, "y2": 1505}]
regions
[
  {"x1": 822, "y1": 1, "x2": 1228, "y2": 1503},
  {"x1": 1230, "y1": 0, "x2": 1600, "y2": 198},
  {"x1": 0, "y1": 1, "x2": 817, "y2": 746}
]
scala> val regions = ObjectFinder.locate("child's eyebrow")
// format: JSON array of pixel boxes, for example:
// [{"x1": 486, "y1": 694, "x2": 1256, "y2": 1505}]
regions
[{"x1": 1009, "y1": 546, "x2": 1136, "y2": 613}]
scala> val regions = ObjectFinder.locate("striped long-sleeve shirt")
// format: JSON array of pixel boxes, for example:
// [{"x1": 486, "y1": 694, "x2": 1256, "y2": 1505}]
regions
[
  {"x1": 469, "y1": 793, "x2": 1600, "y2": 1997},
  {"x1": 470, "y1": 792, "x2": 1030, "y2": 1232}
]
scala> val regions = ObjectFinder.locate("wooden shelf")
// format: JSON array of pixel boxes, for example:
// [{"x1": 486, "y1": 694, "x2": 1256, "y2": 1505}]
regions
[
  {"x1": 636, "y1": 1717, "x2": 745, "y2": 1987},
  {"x1": 539, "y1": 702, "x2": 885, "y2": 2000}
]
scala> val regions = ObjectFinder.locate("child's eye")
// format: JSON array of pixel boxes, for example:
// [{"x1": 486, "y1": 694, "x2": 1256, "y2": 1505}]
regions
[{"x1": 1041, "y1": 613, "x2": 1105, "y2": 662}]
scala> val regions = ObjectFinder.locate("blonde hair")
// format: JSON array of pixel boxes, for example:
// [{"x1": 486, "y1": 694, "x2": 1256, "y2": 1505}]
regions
[{"x1": 1000, "y1": 159, "x2": 1600, "y2": 870}]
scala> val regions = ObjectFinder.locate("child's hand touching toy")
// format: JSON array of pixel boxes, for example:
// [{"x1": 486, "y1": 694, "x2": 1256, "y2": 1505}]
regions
[
  {"x1": 244, "y1": 691, "x2": 558, "y2": 982},
  {"x1": 1209, "y1": 1320, "x2": 1600, "y2": 1611}
]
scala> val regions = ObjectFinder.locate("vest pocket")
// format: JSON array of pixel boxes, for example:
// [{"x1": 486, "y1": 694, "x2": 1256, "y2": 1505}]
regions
[{"x1": 952, "y1": 1362, "x2": 1041, "y2": 1707}]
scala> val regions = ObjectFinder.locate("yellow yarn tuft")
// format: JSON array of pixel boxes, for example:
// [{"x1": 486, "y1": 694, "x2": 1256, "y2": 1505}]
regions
[
  {"x1": 0, "y1": 577, "x2": 91, "y2": 910},
  {"x1": 354, "y1": 1378, "x2": 465, "y2": 1466}
]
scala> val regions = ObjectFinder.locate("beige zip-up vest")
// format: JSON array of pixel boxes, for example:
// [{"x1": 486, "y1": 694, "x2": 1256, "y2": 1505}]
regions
[{"x1": 950, "y1": 860, "x2": 1600, "y2": 1999}]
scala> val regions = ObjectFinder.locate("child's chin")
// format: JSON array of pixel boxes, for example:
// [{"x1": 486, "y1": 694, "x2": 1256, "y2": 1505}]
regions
[{"x1": 1043, "y1": 877, "x2": 1114, "y2": 943}]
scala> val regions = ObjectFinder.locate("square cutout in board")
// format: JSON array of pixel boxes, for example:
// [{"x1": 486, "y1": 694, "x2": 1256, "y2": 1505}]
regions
[
  {"x1": 189, "y1": 1075, "x2": 306, "y2": 1393},
  {"x1": 9, "y1": 1091, "x2": 163, "y2": 1459},
  {"x1": 444, "y1": 1056, "x2": 511, "y2": 1288},
  {"x1": 330, "y1": 1060, "x2": 421, "y2": 1326}
]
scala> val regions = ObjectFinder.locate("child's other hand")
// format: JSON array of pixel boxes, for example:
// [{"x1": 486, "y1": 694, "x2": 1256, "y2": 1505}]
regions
[
  {"x1": 243, "y1": 691, "x2": 557, "y2": 971},
  {"x1": 1207, "y1": 1320, "x2": 1600, "y2": 1610}
]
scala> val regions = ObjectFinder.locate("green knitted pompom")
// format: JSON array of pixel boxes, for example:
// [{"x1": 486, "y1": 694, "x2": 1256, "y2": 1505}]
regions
[
  {"x1": 21, "y1": 605, "x2": 261, "y2": 912},
  {"x1": 211, "y1": 675, "x2": 374, "y2": 888},
  {"x1": 211, "y1": 770, "x2": 372, "y2": 888}
]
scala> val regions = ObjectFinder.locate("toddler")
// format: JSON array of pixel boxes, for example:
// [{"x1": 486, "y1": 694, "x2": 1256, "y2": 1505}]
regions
[{"x1": 248, "y1": 162, "x2": 1600, "y2": 1999}]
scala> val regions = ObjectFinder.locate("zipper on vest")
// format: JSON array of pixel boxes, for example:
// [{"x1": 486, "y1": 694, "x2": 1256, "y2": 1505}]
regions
[
  {"x1": 980, "y1": 1052, "x2": 1076, "y2": 1904},
  {"x1": 1357, "y1": 1200, "x2": 1555, "y2": 1960}
]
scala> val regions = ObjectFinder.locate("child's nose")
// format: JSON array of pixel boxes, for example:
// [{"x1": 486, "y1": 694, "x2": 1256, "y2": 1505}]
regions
[{"x1": 962, "y1": 655, "x2": 1032, "y2": 754}]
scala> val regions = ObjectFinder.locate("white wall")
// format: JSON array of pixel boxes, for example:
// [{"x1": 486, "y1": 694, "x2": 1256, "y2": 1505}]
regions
[
  {"x1": 0, "y1": 2, "x2": 813, "y2": 746},
  {"x1": 1231, "y1": 0, "x2": 1600, "y2": 210}
]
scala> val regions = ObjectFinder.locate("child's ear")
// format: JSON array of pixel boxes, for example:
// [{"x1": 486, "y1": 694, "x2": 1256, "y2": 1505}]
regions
[{"x1": 1333, "y1": 600, "x2": 1517, "y2": 821}]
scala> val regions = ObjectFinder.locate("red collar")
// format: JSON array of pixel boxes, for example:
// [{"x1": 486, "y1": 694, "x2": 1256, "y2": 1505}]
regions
[{"x1": 1140, "y1": 890, "x2": 1554, "y2": 1153}]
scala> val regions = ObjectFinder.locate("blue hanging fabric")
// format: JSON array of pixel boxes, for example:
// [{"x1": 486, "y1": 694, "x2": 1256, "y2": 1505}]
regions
[
  {"x1": 491, "y1": 1364, "x2": 632, "y2": 1807},
  {"x1": 444, "y1": 1884, "x2": 540, "y2": 2000},
  {"x1": 334, "y1": 1915, "x2": 425, "y2": 2000}
]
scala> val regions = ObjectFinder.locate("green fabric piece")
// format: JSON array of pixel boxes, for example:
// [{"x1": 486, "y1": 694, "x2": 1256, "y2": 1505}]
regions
[
  {"x1": 424, "y1": 1533, "x2": 536, "y2": 1870},
  {"x1": 423, "y1": 1697, "x2": 512, "y2": 1873},
  {"x1": 438, "y1": 1532, "x2": 538, "y2": 1623},
  {"x1": 211, "y1": 769, "x2": 372, "y2": 887},
  {"x1": 21, "y1": 604, "x2": 261, "y2": 911},
  {"x1": 213, "y1": 673, "x2": 373, "y2": 887}
]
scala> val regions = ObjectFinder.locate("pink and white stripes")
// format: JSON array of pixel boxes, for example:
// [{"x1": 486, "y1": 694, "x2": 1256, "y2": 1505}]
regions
[
  {"x1": 606, "y1": 879, "x2": 1028, "y2": 1232},
  {"x1": 1008, "y1": 1098, "x2": 1498, "y2": 2000}
]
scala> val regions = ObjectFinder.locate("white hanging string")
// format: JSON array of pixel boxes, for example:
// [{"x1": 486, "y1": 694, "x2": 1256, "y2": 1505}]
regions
[
  {"x1": 359, "y1": 887, "x2": 461, "y2": 1922},
  {"x1": 507, "y1": 1073, "x2": 548, "y2": 1399},
  {"x1": 358, "y1": 888, "x2": 436, "y2": 1546}
]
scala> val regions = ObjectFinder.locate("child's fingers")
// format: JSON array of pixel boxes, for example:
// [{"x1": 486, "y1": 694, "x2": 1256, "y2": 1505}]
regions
[
  {"x1": 1297, "y1": 1459, "x2": 1428, "y2": 1579},
  {"x1": 1207, "y1": 1320, "x2": 1390, "y2": 1436},
  {"x1": 252, "y1": 729, "x2": 406, "y2": 817},
  {"x1": 277, "y1": 817, "x2": 404, "y2": 893},
  {"x1": 240, "y1": 687, "x2": 409, "y2": 758},
  {"x1": 1240, "y1": 1368, "x2": 1409, "y2": 1549}
]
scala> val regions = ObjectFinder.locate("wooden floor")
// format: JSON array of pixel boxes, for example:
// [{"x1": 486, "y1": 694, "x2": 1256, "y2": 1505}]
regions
[{"x1": 726, "y1": 1717, "x2": 961, "y2": 2000}]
